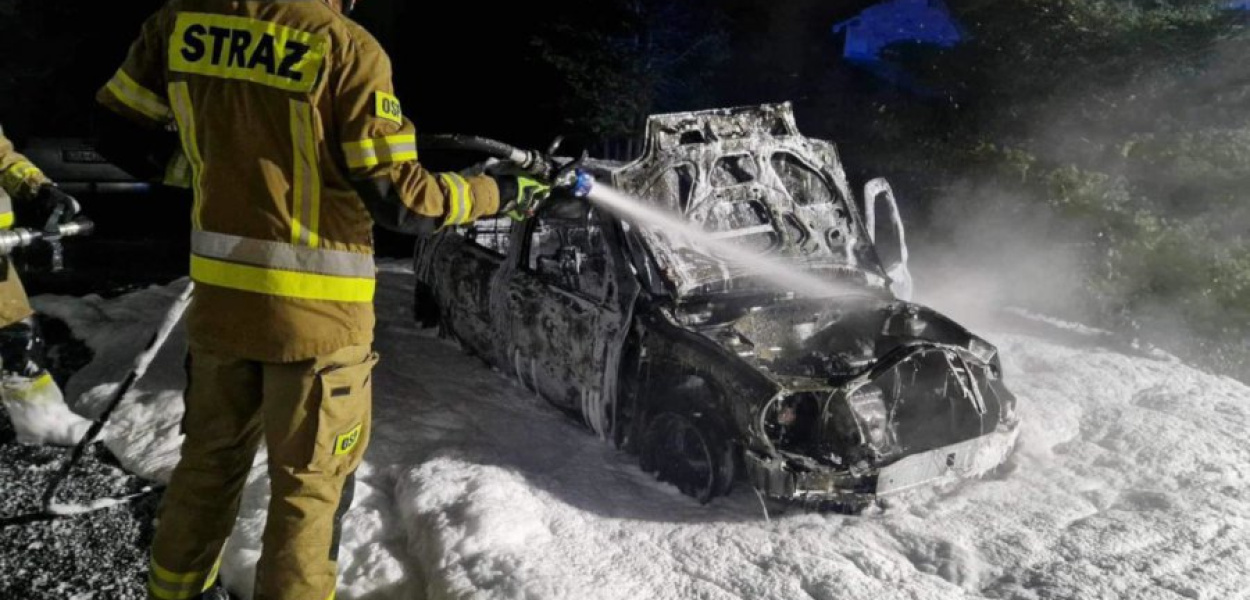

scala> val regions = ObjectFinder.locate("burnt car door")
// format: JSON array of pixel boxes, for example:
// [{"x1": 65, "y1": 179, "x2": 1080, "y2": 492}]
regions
[
  {"x1": 507, "y1": 205, "x2": 631, "y2": 436},
  {"x1": 434, "y1": 217, "x2": 516, "y2": 355}
]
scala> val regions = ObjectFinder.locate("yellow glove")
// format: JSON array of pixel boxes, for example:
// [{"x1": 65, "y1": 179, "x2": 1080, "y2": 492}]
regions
[{"x1": 499, "y1": 175, "x2": 551, "y2": 221}]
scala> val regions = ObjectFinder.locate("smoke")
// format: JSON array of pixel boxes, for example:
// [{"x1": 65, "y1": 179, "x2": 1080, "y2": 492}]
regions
[
  {"x1": 910, "y1": 181, "x2": 1093, "y2": 329},
  {"x1": 904, "y1": 16, "x2": 1250, "y2": 381}
]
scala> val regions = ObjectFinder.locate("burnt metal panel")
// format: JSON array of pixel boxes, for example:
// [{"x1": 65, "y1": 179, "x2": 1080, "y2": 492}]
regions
[{"x1": 609, "y1": 104, "x2": 887, "y2": 298}]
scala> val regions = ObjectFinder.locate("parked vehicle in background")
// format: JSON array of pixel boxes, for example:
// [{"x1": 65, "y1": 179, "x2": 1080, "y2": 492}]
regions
[{"x1": 17, "y1": 138, "x2": 189, "y2": 293}]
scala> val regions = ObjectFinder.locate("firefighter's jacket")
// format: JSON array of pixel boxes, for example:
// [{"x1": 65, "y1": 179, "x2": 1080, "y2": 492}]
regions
[
  {"x1": 0, "y1": 131, "x2": 47, "y2": 327},
  {"x1": 98, "y1": 0, "x2": 501, "y2": 362}
]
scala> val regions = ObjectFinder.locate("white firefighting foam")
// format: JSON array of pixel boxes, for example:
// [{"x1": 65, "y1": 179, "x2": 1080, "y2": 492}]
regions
[{"x1": 34, "y1": 266, "x2": 1250, "y2": 599}]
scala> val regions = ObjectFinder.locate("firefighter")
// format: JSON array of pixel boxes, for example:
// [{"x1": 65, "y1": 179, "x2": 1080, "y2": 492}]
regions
[
  {"x1": 0, "y1": 129, "x2": 92, "y2": 446},
  {"x1": 95, "y1": 0, "x2": 548, "y2": 598}
]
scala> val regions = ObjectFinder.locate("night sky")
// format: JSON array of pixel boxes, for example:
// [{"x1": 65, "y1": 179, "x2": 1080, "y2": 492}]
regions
[{"x1": 8, "y1": 0, "x2": 880, "y2": 152}]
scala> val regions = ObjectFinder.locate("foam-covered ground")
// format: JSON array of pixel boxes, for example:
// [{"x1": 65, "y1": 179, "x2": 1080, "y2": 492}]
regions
[{"x1": 41, "y1": 265, "x2": 1250, "y2": 600}]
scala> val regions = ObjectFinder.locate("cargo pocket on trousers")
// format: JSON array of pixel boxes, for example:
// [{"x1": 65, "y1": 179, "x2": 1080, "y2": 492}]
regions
[{"x1": 308, "y1": 352, "x2": 379, "y2": 475}]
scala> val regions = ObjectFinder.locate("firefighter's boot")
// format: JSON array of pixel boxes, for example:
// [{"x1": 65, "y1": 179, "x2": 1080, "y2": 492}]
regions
[
  {"x1": 0, "y1": 317, "x2": 91, "y2": 446},
  {"x1": 1, "y1": 370, "x2": 92, "y2": 445}
]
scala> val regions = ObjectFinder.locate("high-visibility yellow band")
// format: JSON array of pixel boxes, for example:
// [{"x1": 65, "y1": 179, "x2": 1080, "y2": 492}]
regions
[
  {"x1": 169, "y1": 83, "x2": 206, "y2": 230},
  {"x1": 0, "y1": 161, "x2": 46, "y2": 199},
  {"x1": 341, "y1": 135, "x2": 417, "y2": 169},
  {"x1": 438, "y1": 173, "x2": 474, "y2": 227},
  {"x1": 439, "y1": 174, "x2": 462, "y2": 226},
  {"x1": 148, "y1": 583, "x2": 197, "y2": 600},
  {"x1": 163, "y1": 151, "x2": 192, "y2": 189},
  {"x1": 30, "y1": 372, "x2": 53, "y2": 395},
  {"x1": 191, "y1": 255, "x2": 376, "y2": 303},
  {"x1": 204, "y1": 556, "x2": 222, "y2": 594},
  {"x1": 104, "y1": 69, "x2": 171, "y2": 122},
  {"x1": 150, "y1": 559, "x2": 205, "y2": 585},
  {"x1": 148, "y1": 556, "x2": 218, "y2": 600},
  {"x1": 193, "y1": 230, "x2": 375, "y2": 278},
  {"x1": 290, "y1": 99, "x2": 322, "y2": 247},
  {"x1": 148, "y1": 578, "x2": 204, "y2": 600},
  {"x1": 6, "y1": 162, "x2": 42, "y2": 181},
  {"x1": 0, "y1": 212, "x2": 14, "y2": 230},
  {"x1": 342, "y1": 135, "x2": 416, "y2": 151},
  {"x1": 3, "y1": 372, "x2": 56, "y2": 403}
]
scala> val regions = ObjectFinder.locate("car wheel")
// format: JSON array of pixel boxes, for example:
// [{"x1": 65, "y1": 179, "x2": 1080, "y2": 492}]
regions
[{"x1": 640, "y1": 411, "x2": 735, "y2": 504}]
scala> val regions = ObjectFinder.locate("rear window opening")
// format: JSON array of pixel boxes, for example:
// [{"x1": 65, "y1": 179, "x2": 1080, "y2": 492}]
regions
[
  {"x1": 771, "y1": 153, "x2": 836, "y2": 206},
  {"x1": 649, "y1": 163, "x2": 698, "y2": 214},
  {"x1": 679, "y1": 130, "x2": 707, "y2": 145},
  {"x1": 771, "y1": 118, "x2": 791, "y2": 137},
  {"x1": 711, "y1": 155, "x2": 758, "y2": 187}
]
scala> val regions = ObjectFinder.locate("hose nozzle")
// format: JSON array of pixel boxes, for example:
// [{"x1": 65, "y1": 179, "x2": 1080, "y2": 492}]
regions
[
  {"x1": 554, "y1": 168, "x2": 596, "y2": 198},
  {"x1": 571, "y1": 170, "x2": 596, "y2": 198}
]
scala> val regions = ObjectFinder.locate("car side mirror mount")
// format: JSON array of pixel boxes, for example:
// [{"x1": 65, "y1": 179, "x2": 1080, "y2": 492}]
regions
[{"x1": 863, "y1": 178, "x2": 913, "y2": 301}]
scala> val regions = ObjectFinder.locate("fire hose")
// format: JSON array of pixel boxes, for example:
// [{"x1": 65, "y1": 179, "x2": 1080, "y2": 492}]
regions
[
  {"x1": 419, "y1": 134, "x2": 597, "y2": 198},
  {"x1": 37, "y1": 283, "x2": 193, "y2": 517}
]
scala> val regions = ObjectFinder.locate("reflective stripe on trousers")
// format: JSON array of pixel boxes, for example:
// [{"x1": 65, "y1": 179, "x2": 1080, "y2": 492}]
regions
[
  {"x1": 147, "y1": 556, "x2": 220, "y2": 600},
  {"x1": 190, "y1": 230, "x2": 376, "y2": 303}
]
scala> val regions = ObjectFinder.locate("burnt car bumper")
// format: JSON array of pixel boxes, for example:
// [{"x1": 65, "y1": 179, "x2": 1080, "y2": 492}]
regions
[{"x1": 745, "y1": 422, "x2": 1021, "y2": 502}]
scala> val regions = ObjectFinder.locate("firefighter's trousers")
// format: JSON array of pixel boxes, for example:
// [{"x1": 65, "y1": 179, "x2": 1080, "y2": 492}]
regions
[{"x1": 148, "y1": 343, "x2": 378, "y2": 600}]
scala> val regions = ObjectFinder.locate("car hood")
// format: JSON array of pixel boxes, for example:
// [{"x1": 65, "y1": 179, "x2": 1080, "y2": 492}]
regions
[
  {"x1": 606, "y1": 104, "x2": 889, "y2": 299},
  {"x1": 696, "y1": 296, "x2": 995, "y2": 384}
]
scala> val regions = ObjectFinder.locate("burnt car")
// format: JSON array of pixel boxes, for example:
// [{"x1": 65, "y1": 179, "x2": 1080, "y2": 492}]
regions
[{"x1": 413, "y1": 104, "x2": 1020, "y2": 508}]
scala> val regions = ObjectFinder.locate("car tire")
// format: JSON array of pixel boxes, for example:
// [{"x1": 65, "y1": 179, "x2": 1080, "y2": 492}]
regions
[{"x1": 640, "y1": 410, "x2": 736, "y2": 504}]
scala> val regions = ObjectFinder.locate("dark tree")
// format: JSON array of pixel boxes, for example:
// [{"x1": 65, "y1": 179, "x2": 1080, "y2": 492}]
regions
[{"x1": 531, "y1": 0, "x2": 730, "y2": 141}]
